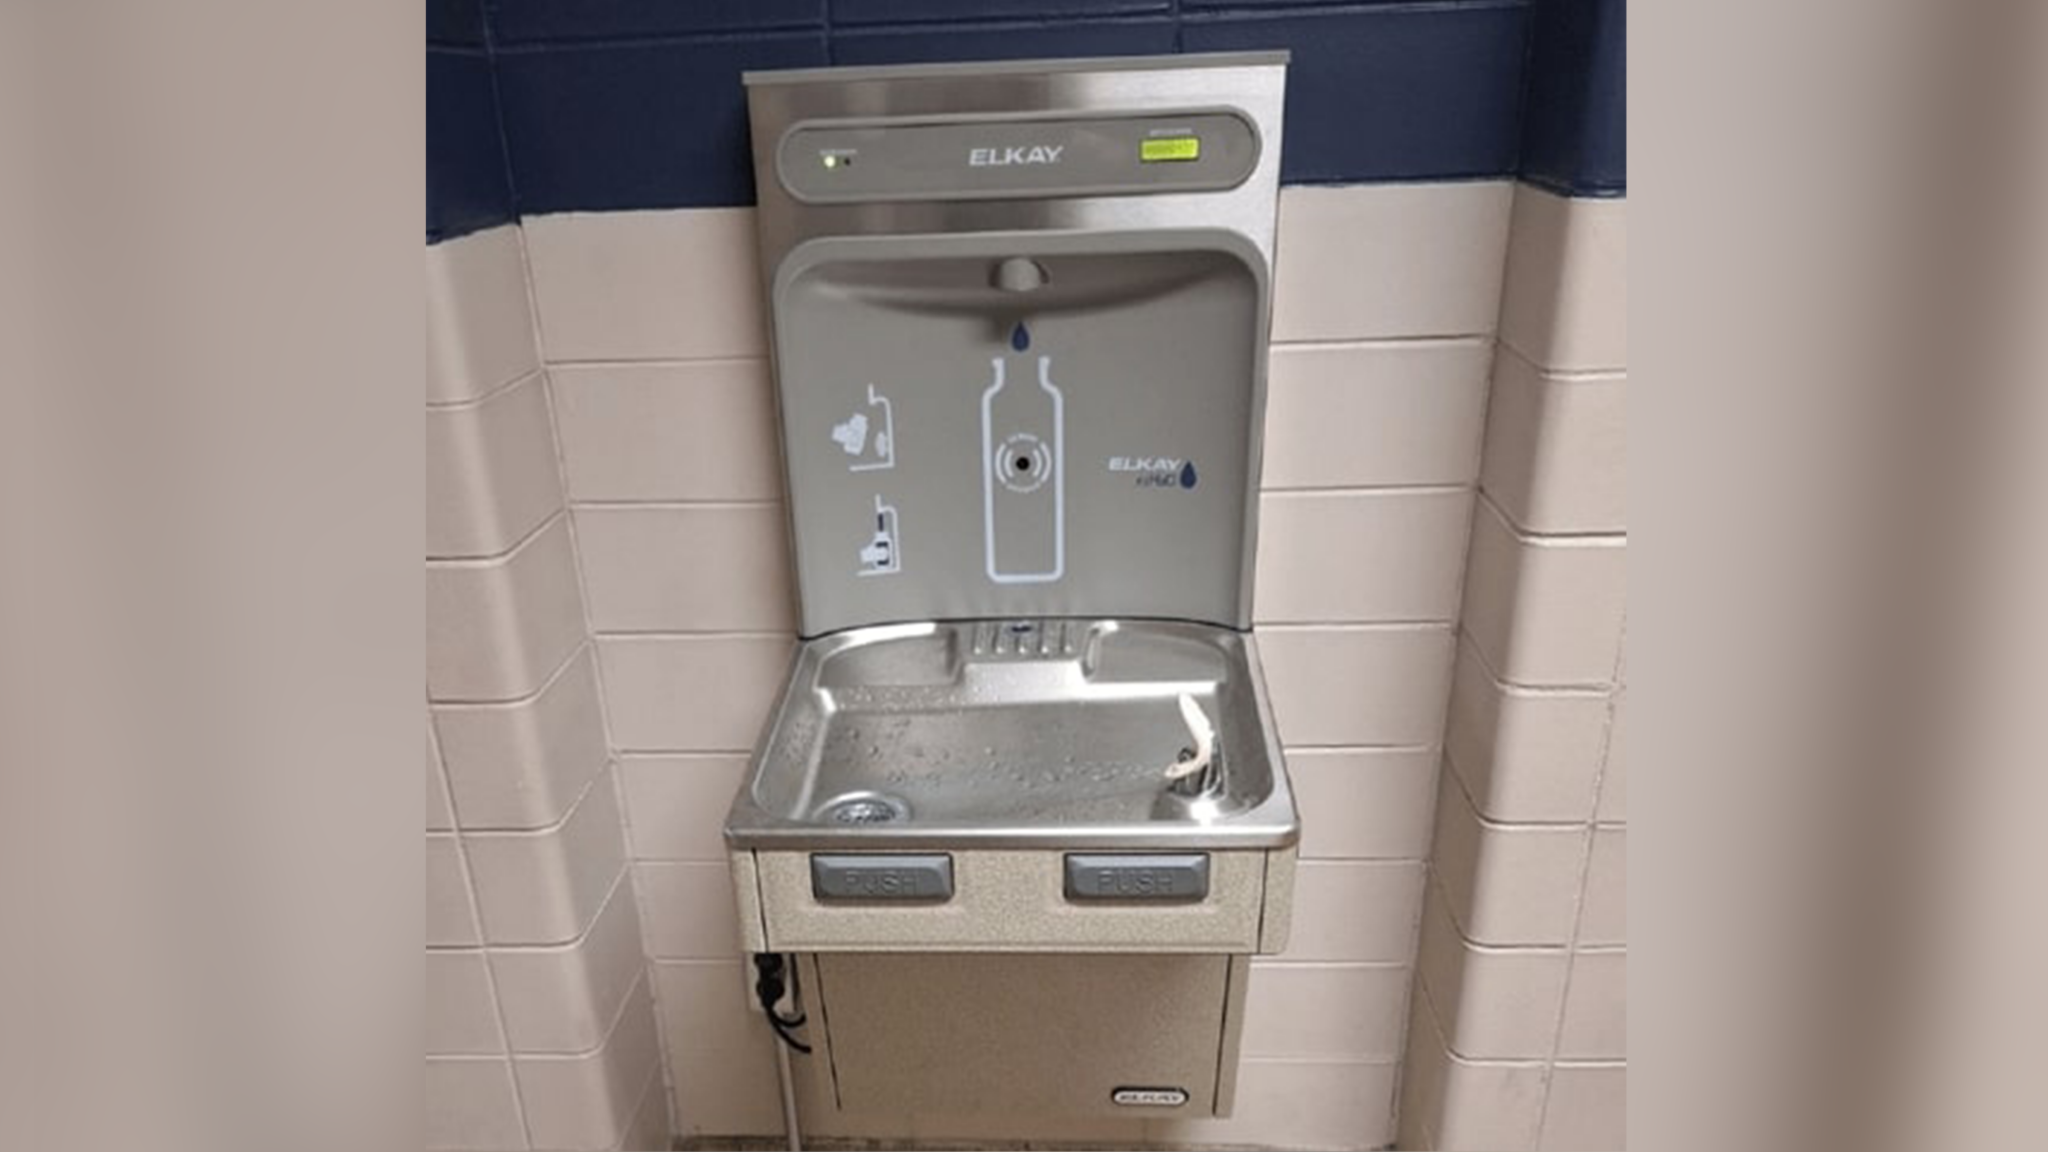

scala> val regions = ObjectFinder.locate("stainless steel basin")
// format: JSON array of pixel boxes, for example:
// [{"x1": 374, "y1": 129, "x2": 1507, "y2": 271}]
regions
[{"x1": 724, "y1": 619, "x2": 1299, "y2": 850}]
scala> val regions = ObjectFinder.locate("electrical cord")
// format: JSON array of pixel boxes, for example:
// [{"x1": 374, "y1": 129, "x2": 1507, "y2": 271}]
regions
[{"x1": 752, "y1": 953, "x2": 813, "y2": 1054}]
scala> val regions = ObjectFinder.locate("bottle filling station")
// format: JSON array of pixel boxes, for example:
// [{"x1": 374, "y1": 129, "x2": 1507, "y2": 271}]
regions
[{"x1": 723, "y1": 52, "x2": 1300, "y2": 1125}]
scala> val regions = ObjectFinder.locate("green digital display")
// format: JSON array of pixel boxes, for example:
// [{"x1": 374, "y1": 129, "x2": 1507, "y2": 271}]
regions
[{"x1": 1139, "y1": 137, "x2": 1201, "y2": 163}]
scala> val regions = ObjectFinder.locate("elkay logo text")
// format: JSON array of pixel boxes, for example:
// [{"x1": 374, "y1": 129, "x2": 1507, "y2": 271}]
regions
[
  {"x1": 1108, "y1": 456, "x2": 1198, "y2": 490},
  {"x1": 968, "y1": 144, "x2": 1065, "y2": 167}
]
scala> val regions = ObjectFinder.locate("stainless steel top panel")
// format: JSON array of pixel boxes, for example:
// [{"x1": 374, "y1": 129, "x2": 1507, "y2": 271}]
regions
[{"x1": 724, "y1": 619, "x2": 1300, "y2": 851}]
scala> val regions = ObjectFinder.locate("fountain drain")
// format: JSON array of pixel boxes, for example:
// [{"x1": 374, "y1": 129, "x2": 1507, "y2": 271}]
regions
[{"x1": 820, "y1": 792, "x2": 909, "y2": 825}]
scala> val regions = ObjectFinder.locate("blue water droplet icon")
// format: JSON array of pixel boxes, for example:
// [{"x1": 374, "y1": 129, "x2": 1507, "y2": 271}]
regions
[
  {"x1": 1010, "y1": 322, "x2": 1030, "y2": 351},
  {"x1": 1180, "y1": 461, "x2": 1198, "y2": 489}
]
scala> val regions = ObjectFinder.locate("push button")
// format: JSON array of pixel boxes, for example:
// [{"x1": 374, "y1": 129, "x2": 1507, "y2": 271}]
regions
[
  {"x1": 812, "y1": 854, "x2": 953, "y2": 901},
  {"x1": 1063, "y1": 854, "x2": 1210, "y2": 901}
]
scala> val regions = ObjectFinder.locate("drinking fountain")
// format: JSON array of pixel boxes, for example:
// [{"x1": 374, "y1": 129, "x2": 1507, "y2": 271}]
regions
[{"x1": 724, "y1": 51, "x2": 1298, "y2": 1123}]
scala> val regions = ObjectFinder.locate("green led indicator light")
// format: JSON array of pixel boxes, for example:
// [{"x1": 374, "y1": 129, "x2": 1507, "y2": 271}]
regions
[
  {"x1": 822, "y1": 154, "x2": 839, "y2": 169},
  {"x1": 1140, "y1": 137, "x2": 1201, "y2": 163}
]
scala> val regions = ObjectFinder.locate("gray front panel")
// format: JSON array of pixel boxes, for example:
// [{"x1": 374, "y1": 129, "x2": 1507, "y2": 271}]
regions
[
  {"x1": 813, "y1": 952, "x2": 1232, "y2": 1116},
  {"x1": 779, "y1": 111, "x2": 1258, "y2": 203},
  {"x1": 774, "y1": 230, "x2": 1264, "y2": 636}
]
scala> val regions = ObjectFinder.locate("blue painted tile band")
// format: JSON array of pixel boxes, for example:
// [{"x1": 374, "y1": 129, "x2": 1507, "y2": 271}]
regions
[
  {"x1": 1181, "y1": 0, "x2": 1488, "y2": 7},
  {"x1": 427, "y1": 0, "x2": 487, "y2": 49},
  {"x1": 494, "y1": 33, "x2": 830, "y2": 214},
  {"x1": 426, "y1": 49, "x2": 514, "y2": 243},
  {"x1": 833, "y1": 0, "x2": 1170, "y2": 26},
  {"x1": 486, "y1": 0, "x2": 826, "y2": 45},
  {"x1": 425, "y1": 0, "x2": 1624, "y2": 241},
  {"x1": 1182, "y1": 4, "x2": 1529, "y2": 184},
  {"x1": 1517, "y1": 0, "x2": 1625, "y2": 196},
  {"x1": 832, "y1": 17, "x2": 1179, "y2": 68}
]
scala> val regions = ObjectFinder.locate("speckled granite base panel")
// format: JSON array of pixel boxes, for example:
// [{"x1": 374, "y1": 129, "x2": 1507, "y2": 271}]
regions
[
  {"x1": 1254, "y1": 846, "x2": 1296, "y2": 953},
  {"x1": 675, "y1": 1137, "x2": 1392, "y2": 1150},
  {"x1": 679, "y1": 1131, "x2": 1146, "y2": 1139},
  {"x1": 730, "y1": 849, "x2": 766, "y2": 952},
  {"x1": 749, "y1": 849, "x2": 1279, "y2": 952}
]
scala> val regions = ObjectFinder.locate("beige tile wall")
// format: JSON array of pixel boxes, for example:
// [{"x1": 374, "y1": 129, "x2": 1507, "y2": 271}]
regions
[
  {"x1": 510, "y1": 179, "x2": 1512, "y2": 1151},
  {"x1": 1401, "y1": 185, "x2": 1628, "y2": 1152},
  {"x1": 426, "y1": 226, "x2": 668, "y2": 1151},
  {"x1": 426, "y1": 178, "x2": 1620, "y2": 1152}
]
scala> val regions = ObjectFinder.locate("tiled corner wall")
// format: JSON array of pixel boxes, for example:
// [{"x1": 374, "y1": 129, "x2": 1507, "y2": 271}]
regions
[
  {"x1": 422, "y1": 200, "x2": 1627, "y2": 1151},
  {"x1": 1170, "y1": 186, "x2": 1505, "y2": 1149},
  {"x1": 418, "y1": 177, "x2": 1515, "y2": 1152},
  {"x1": 426, "y1": 226, "x2": 670, "y2": 1152},
  {"x1": 427, "y1": 1, "x2": 1624, "y2": 1147},
  {"x1": 1397, "y1": 186, "x2": 1628, "y2": 1152}
]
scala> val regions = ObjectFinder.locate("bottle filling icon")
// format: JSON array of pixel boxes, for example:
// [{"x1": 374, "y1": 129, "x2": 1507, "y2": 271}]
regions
[
  {"x1": 981, "y1": 354, "x2": 1065, "y2": 583},
  {"x1": 857, "y1": 495, "x2": 901, "y2": 577}
]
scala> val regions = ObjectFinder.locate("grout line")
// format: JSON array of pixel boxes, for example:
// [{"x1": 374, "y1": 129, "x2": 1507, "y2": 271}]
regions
[
  {"x1": 1424, "y1": 869, "x2": 1569, "y2": 958},
  {"x1": 1260, "y1": 479, "x2": 1480, "y2": 494},
  {"x1": 610, "y1": 1061, "x2": 666, "y2": 1152},
  {"x1": 1384, "y1": 902, "x2": 1424, "y2": 1144},
  {"x1": 429, "y1": 707, "x2": 535, "y2": 1149},
  {"x1": 537, "y1": 355, "x2": 685, "y2": 1137},
  {"x1": 1229, "y1": 1056, "x2": 1406, "y2": 1068},
  {"x1": 456, "y1": 756, "x2": 606, "y2": 841},
  {"x1": 432, "y1": 638, "x2": 590, "y2": 712},
  {"x1": 1455, "y1": 624, "x2": 1616, "y2": 694},
  {"x1": 538, "y1": 357, "x2": 693, "y2": 1143},
  {"x1": 591, "y1": 629, "x2": 795, "y2": 641},
  {"x1": 512, "y1": 220, "x2": 554, "y2": 372},
  {"x1": 1412, "y1": 968, "x2": 1549, "y2": 1069},
  {"x1": 1256, "y1": 621, "x2": 1454, "y2": 633},
  {"x1": 513, "y1": 967, "x2": 650, "y2": 1063},
  {"x1": 1441, "y1": 346, "x2": 1491, "y2": 652},
  {"x1": 484, "y1": 866, "x2": 632, "y2": 956},
  {"x1": 1251, "y1": 959, "x2": 1413, "y2": 971},
  {"x1": 1590, "y1": 617, "x2": 1628, "y2": 823},
  {"x1": 476, "y1": 3, "x2": 526, "y2": 231},
  {"x1": 1259, "y1": 483, "x2": 1475, "y2": 498},
  {"x1": 1495, "y1": 330, "x2": 1625, "y2": 382},
  {"x1": 1441, "y1": 744, "x2": 1601, "y2": 832},
  {"x1": 615, "y1": 746, "x2": 753, "y2": 757},
  {"x1": 615, "y1": 749, "x2": 757, "y2": 761},
  {"x1": 491, "y1": 25, "x2": 830, "y2": 55},
  {"x1": 1533, "y1": 724, "x2": 1615, "y2": 1144},
  {"x1": 545, "y1": 354, "x2": 769, "y2": 369},
  {"x1": 648, "y1": 957, "x2": 754, "y2": 969},
  {"x1": 1285, "y1": 741, "x2": 1438, "y2": 753},
  {"x1": 1491, "y1": 338, "x2": 1628, "y2": 384},
  {"x1": 1475, "y1": 487, "x2": 1628, "y2": 545},
  {"x1": 1453, "y1": 632, "x2": 1611, "y2": 699},
  {"x1": 425, "y1": 506, "x2": 564, "y2": 568},
  {"x1": 571, "y1": 498, "x2": 782, "y2": 511},
  {"x1": 426, "y1": 365, "x2": 545, "y2": 413},
  {"x1": 1270, "y1": 332, "x2": 1496, "y2": 348},
  {"x1": 1403, "y1": 330, "x2": 1506, "y2": 1135}
]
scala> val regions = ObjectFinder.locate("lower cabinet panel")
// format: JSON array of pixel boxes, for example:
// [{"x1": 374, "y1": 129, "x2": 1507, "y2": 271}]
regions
[{"x1": 810, "y1": 952, "x2": 1241, "y2": 1119}]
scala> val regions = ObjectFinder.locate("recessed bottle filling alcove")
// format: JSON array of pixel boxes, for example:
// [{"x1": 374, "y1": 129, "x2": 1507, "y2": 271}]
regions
[{"x1": 725, "y1": 51, "x2": 1298, "y2": 1121}]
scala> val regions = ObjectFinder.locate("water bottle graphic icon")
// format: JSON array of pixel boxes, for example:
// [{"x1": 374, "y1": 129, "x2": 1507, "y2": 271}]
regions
[{"x1": 981, "y1": 354, "x2": 1065, "y2": 584}]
